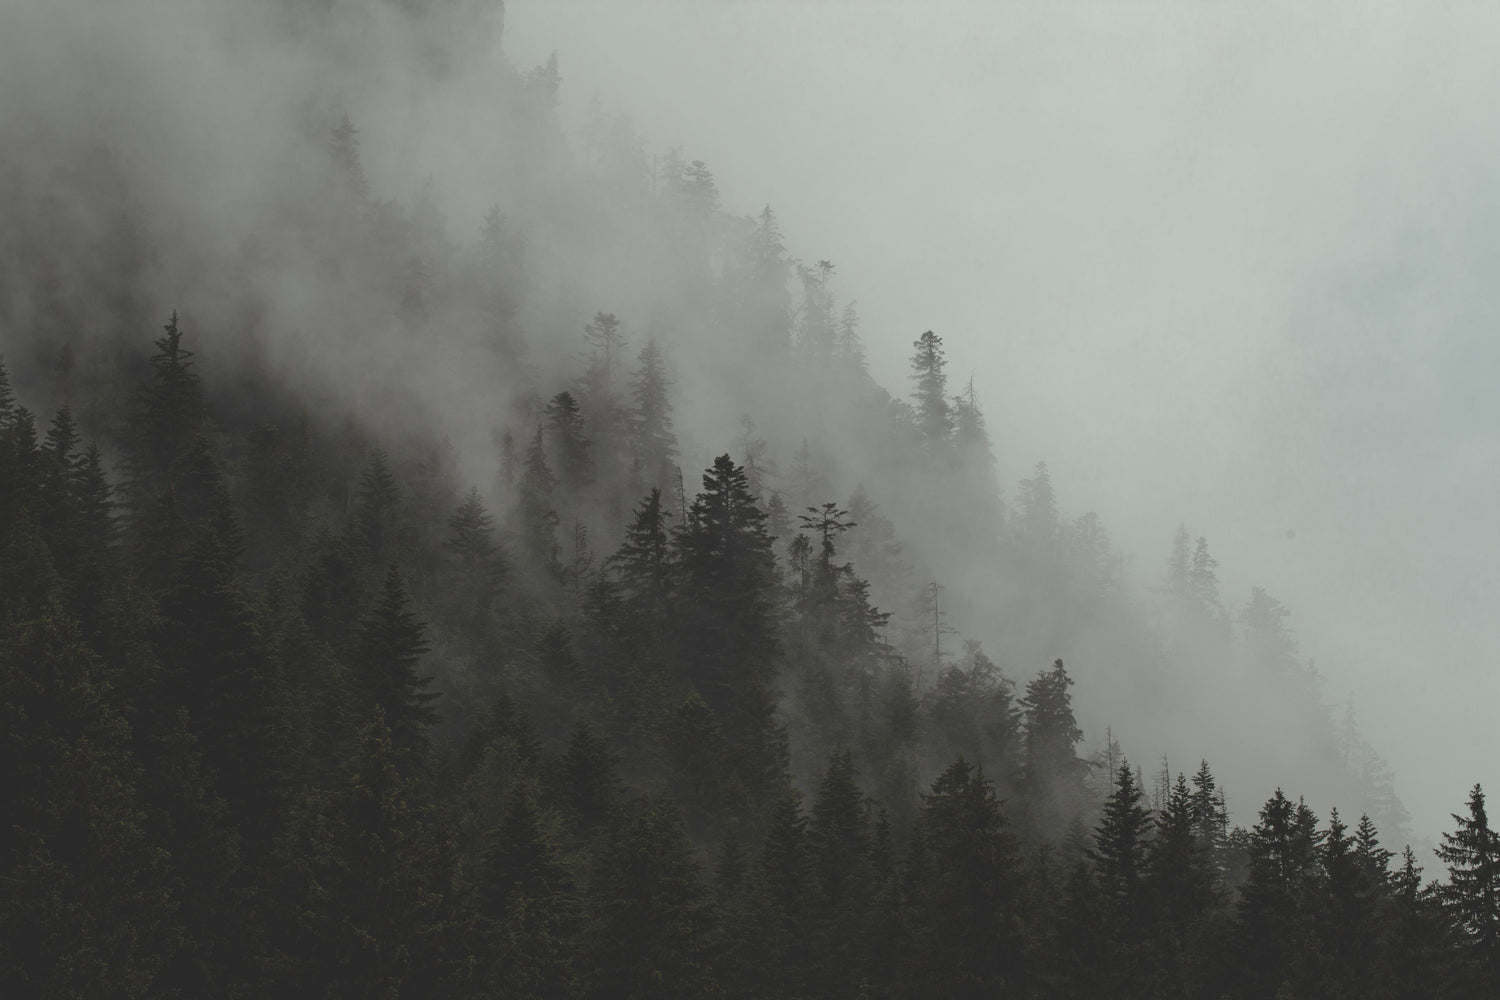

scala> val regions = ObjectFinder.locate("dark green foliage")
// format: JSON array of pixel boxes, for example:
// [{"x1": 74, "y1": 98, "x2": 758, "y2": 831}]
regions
[
  {"x1": 0, "y1": 615, "x2": 176, "y2": 999},
  {"x1": 1437, "y1": 784, "x2": 1500, "y2": 985},
  {"x1": 587, "y1": 797, "x2": 719, "y2": 1000},
  {"x1": 352, "y1": 565, "x2": 438, "y2": 767},
  {"x1": 1020, "y1": 658, "x2": 1089, "y2": 841},
  {"x1": 905, "y1": 758, "x2": 1023, "y2": 998}
]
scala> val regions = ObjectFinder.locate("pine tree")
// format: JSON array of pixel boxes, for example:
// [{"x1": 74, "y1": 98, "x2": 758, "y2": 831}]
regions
[
  {"x1": 128, "y1": 311, "x2": 205, "y2": 507},
  {"x1": 442, "y1": 487, "x2": 506, "y2": 630},
  {"x1": 515, "y1": 426, "x2": 561, "y2": 577},
  {"x1": 676, "y1": 455, "x2": 783, "y2": 791},
  {"x1": 909, "y1": 329, "x2": 953, "y2": 445},
  {"x1": 352, "y1": 565, "x2": 438, "y2": 768},
  {"x1": 476, "y1": 785, "x2": 581, "y2": 997},
  {"x1": 587, "y1": 797, "x2": 719, "y2": 1000},
  {"x1": 608, "y1": 487, "x2": 674, "y2": 620},
  {"x1": 544, "y1": 390, "x2": 593, "y2": 495},
  {"x1": 1437, "y1": 783, "x2": 1500, "y2": 982},
  {"x1": 1237, "y1": 789, "x2": 1323, "y2": 997},
  {"x1": 906, "y1": 758, "x2": 1022, "y2": 998},
  {"x1": 0, "y1": 614, "x2": 178, "y2": 998},
  {"x1": 1019, "y1": 659, "x2": 1089, "y2": 841},
  {"x1": 1092, "y1": 759, "x2": 1153, "y2": 913},
  {"x1": 809, "y1": 750, "x2": 872, "y2": 998},
  {"x1": 629, "y1": 339, "x2": 678, "y2": 491}
]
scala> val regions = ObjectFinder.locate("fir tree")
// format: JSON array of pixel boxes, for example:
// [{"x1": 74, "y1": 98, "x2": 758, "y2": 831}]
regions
[
  {"x1": 908, "y1": 329, "x2": 953, "y2": 445},
  {"x1": 352, "y1": 565, "x2": 438, "y2": 768},
  {"x1": 1437, "y1": 783, "x2": 1500, "y2": 982}
]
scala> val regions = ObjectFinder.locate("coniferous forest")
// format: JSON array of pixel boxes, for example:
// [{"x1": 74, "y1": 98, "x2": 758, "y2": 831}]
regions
[{"x1": 2, "y1": 2, "x2": 1499, "y2": 998}]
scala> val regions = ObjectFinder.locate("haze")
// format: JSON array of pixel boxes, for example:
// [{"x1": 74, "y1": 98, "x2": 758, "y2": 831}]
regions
[
  {"x1": 1, "y1": 0, "x2": 1494, "y2": 839},
  {"x1": 505, "y1": 1, "x2": 1500, "y2": 833}
]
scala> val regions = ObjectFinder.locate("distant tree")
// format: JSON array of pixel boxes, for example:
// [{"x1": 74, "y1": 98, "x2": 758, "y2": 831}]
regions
[
  {"x1": 514, "y1": 426, "x2": 561, "y2": 577},
  {"x1": 629, "y1": 339, "x2": 678, "y2": 490},
  {"x1": 442, "y1": 487, "x2": 506, "y2": 629},
  {"x1": 1241, "y1": 585, "x2": 1297, "y2": 674},
  {"x1": 128, "y1": 311, "x2": 204, "y2": 506},
  {"x1": 544, "y1": 390, "x2": 593, "y2": 495},
  {"x1": 609, "y1": 487, "x2": 674, "y2": 619},
  {"x1": 908, "y1": 329, "x2": 953, "y2": 445},
  {"x1": 1019, "y1": 659, "x2": 1089, "y2": 841},
  {"x1": 1014, "y1": 460, "x2": 1059, "y2": 554},
  {"x1": 329, "y1": 112, "x2": 369, "y2": 200}
]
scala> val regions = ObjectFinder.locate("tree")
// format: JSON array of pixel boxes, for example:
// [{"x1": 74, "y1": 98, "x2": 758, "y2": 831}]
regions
[
  {"x1": 0, "y1": 614, "x2": 177, "y2": 998},
  {"x1": 1237, "y1": 789, "x2": 1322, "y2": 997},
  {"x1": 352, "y1": 566, "x2": 438, "y2": 768},
  {"x1": 608, "y1": 487, "x2": 674, "y2": 621},
  {"x1": 442, "y1": 487, "x2": 506, "y2": 630},
  {"x1": 582, "y1": 311, "x2": 626, "y2": 394},
  {"x1": 1437, "y1": 783, "x2": 1500, "y2": 981},
  {"x1": 1019, "y1": 659, "x2": 1089, "y2": 841},
  {"x1": 808, "y1": 751, "x2": 874, "y2": 997},
  {"x1": 514, "y1": 426, "x2": 561, "y2": 577},
  {"x1": 675, "y1": 455, "x2": 783, "y2": 790},
  {"x1": 1092, "y1": 759, "x2": 1153, "y2": 913},
  {"x1": 908, "y1": 329, "x2": 953, "y2": 445},
  {"x1": 128, "y1": 311, "x2": 205, "y2": 506},
  {"x1": 1149, "y1": 771, "x2": 1212, "y2": 927},
  {"x1": 629, "y1": 339, "x2": 678, "y2": 491},
  {"x1": 544, "y1": 390, "x2": 593, "y2": 495},
  {"x1": 906, "y1": 759, "x2": 1022, "y2": 998},
  {"x1": 329, "y1": 112, "x2": 369, "y2": 200},
  {"x1": 587, "y1": 798, "x2": 719, "y2": 1000}
]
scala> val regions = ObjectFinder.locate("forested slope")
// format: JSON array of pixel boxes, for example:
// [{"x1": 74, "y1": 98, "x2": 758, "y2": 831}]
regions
[{"x1": 1, "y1": 2, "x2": 1497, "y2": 997}]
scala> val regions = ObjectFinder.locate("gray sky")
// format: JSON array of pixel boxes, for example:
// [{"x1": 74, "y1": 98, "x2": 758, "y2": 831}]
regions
[{"x1": 507, "y1": 1, "x2": 1500, "y2": 833}]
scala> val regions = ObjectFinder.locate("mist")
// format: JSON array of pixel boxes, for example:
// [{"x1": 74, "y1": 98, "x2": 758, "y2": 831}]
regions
[
  {"x1": 505, "y1": 2, "x2": 1500, "y2": 836},
  {"x1": 2, "y1": 0, "x2": 1493, "y2": 841}
]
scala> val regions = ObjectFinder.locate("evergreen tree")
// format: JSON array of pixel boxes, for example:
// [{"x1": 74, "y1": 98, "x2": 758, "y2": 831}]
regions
[
  {"x1": 544, "y1": 390, "x2": 593, "y2": 495},
  {"x1": 809, "y1": 750, "x2": 873, "y2": 997},
  {"x1": 1237, "y1": 789, "x2": 1323, "y2": 998},
  {"x1": 1092, "y1": 759, "x2": 1153, "y2": 912},
  {"x1": 0, "y1": 614, "x2": 178, "y2": 999},
  {"x1": 906, "y1": 758, "x2": 1023, "y2": 998},
  {"x1": 352, "y1": 565, "x2": 438, "y2": 768},
  {"x1": 1437, "y1": 783, "x2": 1500, "y2": 983},
  {"x1": 1020, "y1": 659, "x2": 1089, "y2": 841},
  {"x1": 587, "y1": 797, "x2": 719, "y2": 1000},
  {"x1": 630, "y1": 339, "x2": 678, "y2": 492},
  {"x1": 442, "y1": 487, "x2": 506, "y2": 631},
  {"x1": 515, "y1": 426, "x2": 561, "y2": 578},
  {"x1": 908, "y1": 329, "x2": 953, "y2": 444},
  {"x1": 676, "y1": 455, "x2": 783, "y2": 793}
]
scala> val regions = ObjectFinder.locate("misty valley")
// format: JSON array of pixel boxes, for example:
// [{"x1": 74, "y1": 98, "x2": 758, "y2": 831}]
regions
[{"x1": 2, "y1": 2, "x2": 1498, "y2": 998}]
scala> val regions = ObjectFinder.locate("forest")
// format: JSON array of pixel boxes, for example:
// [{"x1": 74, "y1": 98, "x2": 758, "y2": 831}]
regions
[{"x1": 2, "y1": 1, "x2": 1499, "y2": 998}]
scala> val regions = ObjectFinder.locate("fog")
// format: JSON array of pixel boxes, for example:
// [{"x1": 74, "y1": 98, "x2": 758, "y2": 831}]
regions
[
  {"x1": 2, "y1": 0, "x2": 1495, "y2": 840},
  {"x1": 508, "y1": 1, "x2": 1500, "y2": 835}
]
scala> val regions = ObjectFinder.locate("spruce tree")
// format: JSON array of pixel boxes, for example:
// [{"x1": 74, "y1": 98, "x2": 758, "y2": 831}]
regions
[
  {"x1": 908, "y1": 329, "x2": 953, "y2": 445},
  {"x1": 1437, "y1": 783, "x2": 1500, "y2": 983},
  {"x1": 352, "y1": 565, "x2": 438, "y2": 768}
]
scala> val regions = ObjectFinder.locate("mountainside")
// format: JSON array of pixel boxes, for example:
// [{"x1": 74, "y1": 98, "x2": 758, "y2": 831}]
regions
[{"x1": 2, "y1": 3, "x2": 1495, "y2": 997}]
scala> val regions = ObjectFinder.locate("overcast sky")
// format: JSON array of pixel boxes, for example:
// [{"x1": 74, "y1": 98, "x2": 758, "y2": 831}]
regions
[{"x1": 506, "y1": 1, "x2": 1500, "y2": 834}]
